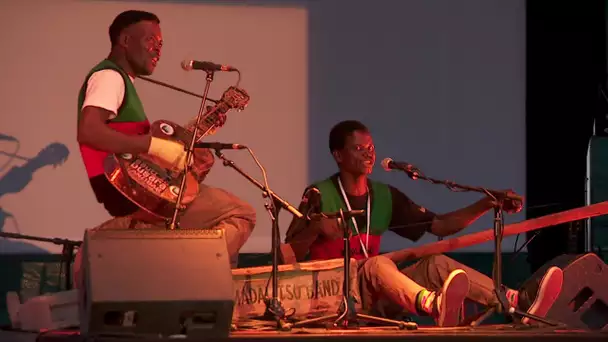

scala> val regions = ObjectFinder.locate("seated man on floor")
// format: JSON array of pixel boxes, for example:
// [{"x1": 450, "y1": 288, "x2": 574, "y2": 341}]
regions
[{"x1": 282, "y1": 120, "x2": 563, "y2": 327}]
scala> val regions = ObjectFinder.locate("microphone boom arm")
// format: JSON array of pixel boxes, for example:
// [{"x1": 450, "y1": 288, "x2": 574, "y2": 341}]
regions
[
  {"x1": 399, "y1": 169, "x2": 523, "y2": 203},
  {"x1": 213, "y1": 150, "x2": 303, "y2": 219},
  {"x1": 389, "y1": 163, "x2": 551, "y2": 326}
]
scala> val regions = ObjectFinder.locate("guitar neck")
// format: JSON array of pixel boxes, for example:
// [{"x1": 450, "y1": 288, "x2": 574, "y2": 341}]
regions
[{"x1": 184, "y1": 102, "x2": 230, "y2": 141}]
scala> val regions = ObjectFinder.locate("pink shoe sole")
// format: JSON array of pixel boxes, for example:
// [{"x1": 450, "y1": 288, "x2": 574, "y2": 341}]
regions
[
  {"x1": 438, "y1": 269, "x2": 470, "y2": 327},
  {"x1": 522, "y1": 266, "x2": 564, "y2": 325}
]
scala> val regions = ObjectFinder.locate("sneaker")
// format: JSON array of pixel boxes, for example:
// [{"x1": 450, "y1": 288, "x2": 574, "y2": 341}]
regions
[
  {"x1": 522, "y1": 266, "x2": 563, "y2": 325},
  {"x1": 435, "y1": 269, "x2": 470, "y2": 327}
]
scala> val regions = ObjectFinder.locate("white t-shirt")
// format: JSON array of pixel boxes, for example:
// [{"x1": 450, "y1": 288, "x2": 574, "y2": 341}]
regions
[{"x1": 81, "y1": 69, "x2": 135, "y2": 120}]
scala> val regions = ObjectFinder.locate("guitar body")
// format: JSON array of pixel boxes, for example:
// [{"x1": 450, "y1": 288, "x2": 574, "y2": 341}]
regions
[
  {"x1": 102, "y1": 86, "x2": 250, "y2": 221},
  {"x1": 103, "y1": 120, "x2": 200, "y2": 220}
]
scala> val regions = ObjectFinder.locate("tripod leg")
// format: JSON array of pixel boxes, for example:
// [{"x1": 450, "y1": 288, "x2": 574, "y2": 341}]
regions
[
  {"x1": 281, "y1": 314, "x2": 340, "y2": 331},
  {"x1": 356, "y1": 313, "x2": 417, "y2": 330},
  {"x1": 331, "y1": 295, "x2": 415, "y2": 330},
  {"x1": 466, "y1": 306, "x2": 496, "y2": 327}
]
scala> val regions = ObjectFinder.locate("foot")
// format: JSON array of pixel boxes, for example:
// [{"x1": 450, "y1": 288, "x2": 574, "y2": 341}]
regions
[
  {"x1": 522, "y1": 266, "x2": 563, "y2": 325},
  {"x1": 435, "y1": 269, "x2": 470, "y2": 327}
]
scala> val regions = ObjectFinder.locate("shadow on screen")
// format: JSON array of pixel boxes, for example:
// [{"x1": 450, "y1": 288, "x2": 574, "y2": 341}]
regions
[{"x1": 0, "y1": 136, "x2": 70, "y2": 253}]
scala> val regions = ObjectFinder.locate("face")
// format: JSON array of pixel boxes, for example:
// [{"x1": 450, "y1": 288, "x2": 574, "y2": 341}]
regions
[
  {"x1": 121, "y1": 21, "x2": 162, "y2": 76},
  {"x1": 333, "y1": 130, "x2": 376, "y2": 176}
]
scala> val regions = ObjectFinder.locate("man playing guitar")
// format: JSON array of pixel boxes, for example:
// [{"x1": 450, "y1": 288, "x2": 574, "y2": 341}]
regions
[{"x1": 73, "y1": 10, "x2": 256, "y2": 286}]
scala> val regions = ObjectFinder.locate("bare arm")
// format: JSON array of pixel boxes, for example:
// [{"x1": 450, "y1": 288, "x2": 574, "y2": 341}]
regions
[
  {"x1": 429, "y1": 197, "x2": 494, "y2": 237},
  {"x1": 77, "y1": 70, "x2": 151, "y2": 154},
  {"x1": 429, "y1": 191, "x2": 522, "y2": 237},
  {"x1": 77, "y1": 106, "x2": 151, "y2": 154},
  {"x1": 387, "y1": 186, "x2": 514, "y2": 240}
]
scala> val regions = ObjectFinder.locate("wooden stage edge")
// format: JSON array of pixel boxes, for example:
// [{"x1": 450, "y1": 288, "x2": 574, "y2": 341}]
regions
[{"x1": 2, "y1": 325, "x2": 608, "y2": 342}]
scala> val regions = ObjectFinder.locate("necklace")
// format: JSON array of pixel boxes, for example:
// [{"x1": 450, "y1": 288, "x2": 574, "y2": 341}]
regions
[{"x1": 337, "y1": 177, "x2": 370, "y2": 259}]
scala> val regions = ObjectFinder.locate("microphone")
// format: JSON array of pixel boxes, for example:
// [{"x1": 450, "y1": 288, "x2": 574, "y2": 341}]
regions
[
  {"x1": 181, "y1": 60, "x2": 238, "y2": 72},
  {"x1": 381, "y1": 158, "x2": 419, "y2": 173},
  {"x1": 0, "y1": 133, "x2": 17, "y2": 141},
  {"x1": 194, "y1": 142, "x2": 246, "y2": 150},
  {"x1": 308, "y1": 209, "x2": 365, "y2": 221}
]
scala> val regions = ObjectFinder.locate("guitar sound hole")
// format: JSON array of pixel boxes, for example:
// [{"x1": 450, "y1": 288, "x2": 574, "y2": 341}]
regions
[{"x1": 160, "y1": 123, "x2": 175, "y2": 136}]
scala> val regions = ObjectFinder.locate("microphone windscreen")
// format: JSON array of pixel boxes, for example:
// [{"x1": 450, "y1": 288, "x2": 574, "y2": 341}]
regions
[
  {"x1": 181, "y1": 60, "x2": 193, "y2": 71},
  {"x1": 381, "y1": 157, "x2": 393, "y2": 171}
]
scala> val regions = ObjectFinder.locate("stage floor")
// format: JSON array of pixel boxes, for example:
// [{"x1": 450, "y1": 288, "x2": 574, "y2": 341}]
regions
[{"x1": 1, "y1": 324, "x2": 606, "y2": 342}]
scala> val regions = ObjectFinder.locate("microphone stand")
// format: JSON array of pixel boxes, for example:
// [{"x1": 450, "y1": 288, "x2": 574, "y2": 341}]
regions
[
  {"x1": 0, "y1": 232, "x2": 81, "y2": 290},
  {"x1": 167, "y1": 70, "x2": 215, "y2": 230},
  {"x1": 213, "y1": 149, "x2": 303, "y2": 330},
  {"x1": 394, "y1": 167, "x2": 561, "y2": 327}
]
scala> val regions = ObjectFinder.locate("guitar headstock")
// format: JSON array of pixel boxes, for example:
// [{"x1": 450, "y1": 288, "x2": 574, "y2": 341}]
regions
[
  {"x1": 189, "y1": 86, "x2": 250, "y2": 138},
  {"x1": 220, "y1": 86, "x2": 250, "y2": 111}
]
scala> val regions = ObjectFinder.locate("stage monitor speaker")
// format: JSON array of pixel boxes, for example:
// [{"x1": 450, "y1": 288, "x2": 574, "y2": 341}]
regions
[
  {"x1": 521, "y1": 253, "x2": 608, "y2": 331},
  {"x1": 79, "y1": 228, "x2": 234, "y2": 338}
]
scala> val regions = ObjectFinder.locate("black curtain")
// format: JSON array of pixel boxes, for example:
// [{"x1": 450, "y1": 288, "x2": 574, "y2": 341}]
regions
[{"x1": 525, "y1": 0, "x2": 606, "y2": 272}]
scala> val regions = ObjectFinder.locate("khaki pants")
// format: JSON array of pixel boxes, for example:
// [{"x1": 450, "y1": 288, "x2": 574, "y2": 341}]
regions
[
  {"x1": 73, "y1": 184, "x2": 256, "y2": 289},
  {"x1": 358, "y1": 254, "x2": 498, "y2": 316}
]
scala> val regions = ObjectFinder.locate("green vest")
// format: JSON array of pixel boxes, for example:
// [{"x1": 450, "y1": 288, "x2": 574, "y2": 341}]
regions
[
  {"x1": 77, "y1": 59, "x2": 147, "y2": 123},
  {"x1": 313, "y1": 176, "x2": 393, "y2": 236}
]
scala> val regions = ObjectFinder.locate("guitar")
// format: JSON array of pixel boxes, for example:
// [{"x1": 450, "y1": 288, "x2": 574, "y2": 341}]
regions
[{"x1": 102, "y1": 86, "x2": 250, "y2": 220}]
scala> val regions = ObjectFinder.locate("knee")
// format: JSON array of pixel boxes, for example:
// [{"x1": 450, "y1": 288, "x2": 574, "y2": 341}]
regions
[
  {"x1": 234, "y1": 200, "x2": 256, "y2": 233},
  {"x1": 423, "y1": 254, "x2": 452, "y2": 268},
  {"x1": 241, "y1": 201, "x2": 256, "y2": 222},
  {"x1": 222, "y1": 193, "x2": 257, "y2": 229},
  {"x1": 228, "y1": 199, "x2": 257, "y2": 236},
  {"x1": 419, "y1": 254, "x2": 459, "y2": 279},
  {"x1": 196, "y1": 184, "x2": 257, "y2": 224},
  {"x1": 362, "y1": 255, "x2": 397, "y2": 275},
  {"x1": 225, "y1": 192, "x2": 256, "y2": 225}
]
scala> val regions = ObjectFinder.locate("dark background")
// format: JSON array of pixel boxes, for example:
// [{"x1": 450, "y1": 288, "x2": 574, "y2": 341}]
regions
[{"x1": 525, "y1": 0, "x2": 607, "y2": 272}]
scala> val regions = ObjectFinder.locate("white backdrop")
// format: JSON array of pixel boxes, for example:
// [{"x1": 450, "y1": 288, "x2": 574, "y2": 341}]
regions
[
  {"x1": 0, "y1": 0, "x2": 526, "y2": 255},
  {"x1": 0, "y1": 0, "x2": 308, "y2": 253}
]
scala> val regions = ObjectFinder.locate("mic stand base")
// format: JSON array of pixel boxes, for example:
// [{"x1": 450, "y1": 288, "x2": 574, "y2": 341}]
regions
[
  {"x1": 280, "y1": 210, "x2": 417, "y2": 332},
  {"x1": 465, "y1": 205, "x2": 564, "y2": 328},
  {"x1": 468, "y1": 288, "x2": 564, "y2": 327},
  {"x1": 262, "y1": 198, "x2": 289, "y2": 330},
  {"x1": 214, "y1": 150, "x2": 289, "y2": 330},
  {"x1": 281, "y1": 300, "x2": 417, "y2": 331}
]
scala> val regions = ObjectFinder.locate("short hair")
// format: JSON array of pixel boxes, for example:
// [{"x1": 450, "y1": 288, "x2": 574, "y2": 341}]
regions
[
  {"x1": 329, "y1": 120, "x2": 369, "y2": 152},
  {"x1": 109, "y1": 10, "x2": 160, "y2": 46}
]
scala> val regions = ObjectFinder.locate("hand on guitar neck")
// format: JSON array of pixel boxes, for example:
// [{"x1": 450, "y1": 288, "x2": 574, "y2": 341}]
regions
[{"x1": 198, "y1": 107, "x2": 227, "y2": 136}]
